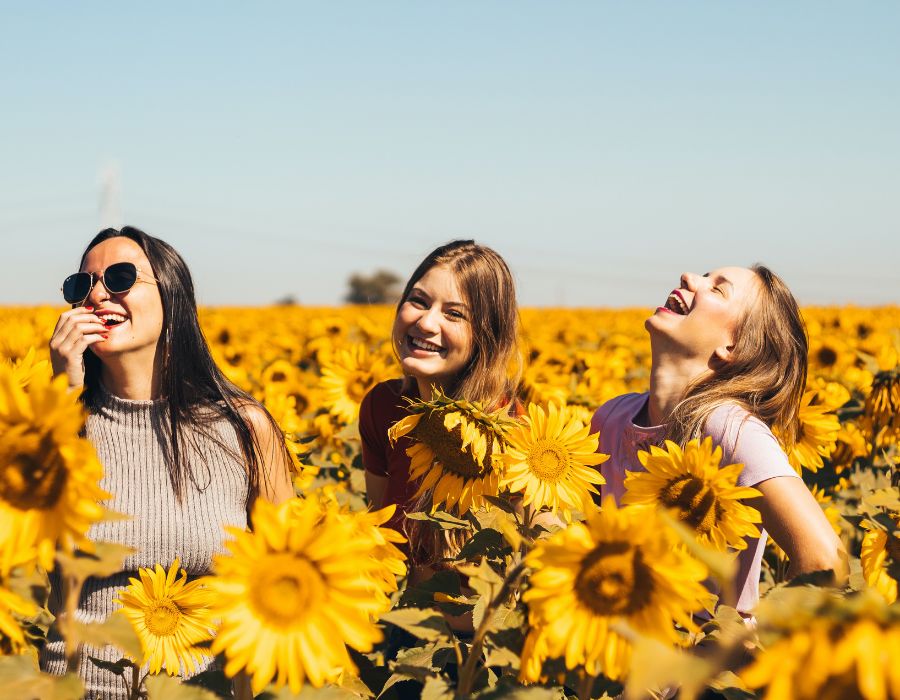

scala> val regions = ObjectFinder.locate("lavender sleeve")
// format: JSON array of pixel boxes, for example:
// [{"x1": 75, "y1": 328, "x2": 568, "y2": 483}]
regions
[{"x1": 705, "y1": 404, "x2": 800, "y2": 487}]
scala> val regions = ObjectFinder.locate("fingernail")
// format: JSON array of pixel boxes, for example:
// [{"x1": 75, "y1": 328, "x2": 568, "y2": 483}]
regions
[{"x1": 85, "y1": 306, "x2": 94, "y2": 311}]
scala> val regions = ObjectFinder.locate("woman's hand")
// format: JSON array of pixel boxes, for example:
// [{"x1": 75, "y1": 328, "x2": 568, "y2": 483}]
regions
[{"x1": 49, "y1": 306, "x2": 108, "y2": 388}]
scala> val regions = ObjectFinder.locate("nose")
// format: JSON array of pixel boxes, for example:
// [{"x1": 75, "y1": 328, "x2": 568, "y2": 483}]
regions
[
  {"x1": 415, "y1": 306, "x2": 441, "y2": 334},
  {"x1": 680, "y1": 272, "x2": 700, "y2": 290},
  {"x1": 85, "y1": 273, "x2": 111, "y2": 306}
]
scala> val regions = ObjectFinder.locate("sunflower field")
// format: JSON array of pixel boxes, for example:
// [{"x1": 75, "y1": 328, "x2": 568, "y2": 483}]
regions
[{"x1": 1, "y1": 304, "x2": 899, "y2": 700}]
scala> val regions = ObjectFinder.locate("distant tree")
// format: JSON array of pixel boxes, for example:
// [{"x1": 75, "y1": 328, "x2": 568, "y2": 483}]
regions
[
  {"x1": 345, "y1": 269, "x2": 403, "y2": 305},
  {"x1": 274, "y1": 294, "x2": 299, "y2": 306}
]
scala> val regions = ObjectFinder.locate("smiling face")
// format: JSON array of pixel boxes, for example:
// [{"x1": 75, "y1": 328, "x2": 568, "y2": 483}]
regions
[
  {"x1": 392, "y1": 264, "x2": 474, "y2": 394},
  {"x1": 80, "y1": 237, "x2": 164, "y2": 360},
  {"x1": 646, "y1": 266, "x2": 761, "y2": 364}
]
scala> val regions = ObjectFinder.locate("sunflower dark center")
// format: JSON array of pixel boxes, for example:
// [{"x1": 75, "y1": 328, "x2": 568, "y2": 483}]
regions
[
  {"x1": 347, "y1": 371, "x2": 374, "y2": 402},
  {"x1": 526, "y1": 439, "x2": 569, "y2": 482},
  {"x1": 816, "y1": 346, "x2": 838, "y2": 367},
  {"x1": 0, "y1": 434, "x2": 69, "y2": 510},
  {"x1": 574, "y1": 540, "x2": 654, "y2": 616},
  {"x1": 659, "y1": 475, "x2": 722, "y2": 535},
  {"x1": 414, "y1": 412, "x2": 492, "y2": 479}
]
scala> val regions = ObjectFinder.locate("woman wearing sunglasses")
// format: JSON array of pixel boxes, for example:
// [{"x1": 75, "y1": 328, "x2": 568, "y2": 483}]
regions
[{"x1": 44, "y1": 226, "x2": 293, "y2": 697}]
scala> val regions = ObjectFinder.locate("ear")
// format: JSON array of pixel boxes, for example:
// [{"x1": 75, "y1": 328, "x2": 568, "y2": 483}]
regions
[{"x1": 713, "y1": 344, "x2": 735, "y2": 365}]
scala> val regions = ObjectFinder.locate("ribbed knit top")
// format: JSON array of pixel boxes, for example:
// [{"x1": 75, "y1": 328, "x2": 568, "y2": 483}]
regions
[{"x1": 40, "y1": 385, "x2": 249, "y2": 699}]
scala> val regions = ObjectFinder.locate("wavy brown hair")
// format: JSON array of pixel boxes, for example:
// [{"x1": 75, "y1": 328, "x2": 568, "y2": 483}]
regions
[
  {"x1": 394, "y1": 239, "x2": 521, "y2": 409},
  {"x1": 665, "y1": 264, "x2": 808, "y2": 450},
  {"x1": 394, "y1": 240, "x2": 521, "y2": 566}
]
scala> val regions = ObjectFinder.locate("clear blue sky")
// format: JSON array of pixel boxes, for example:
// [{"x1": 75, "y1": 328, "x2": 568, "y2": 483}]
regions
[{"x1": 2, "y1": 2, "x2": 898, "y2": 307}]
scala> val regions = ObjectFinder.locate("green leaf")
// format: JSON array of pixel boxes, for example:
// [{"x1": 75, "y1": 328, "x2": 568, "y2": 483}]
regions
[
  {"x1": 456, "y1": 527, "x2": 512, "y2": 562},
  {"x1": 477, "y1": 509, "x2": 523, "y2": 551},
  {"x1": 405, "y1": 511, "x2": 472, "y2": 530},
  {"x1": 420, "y1": 676, "x2": 453, "y2": 700},
  {"x1": 0, "y1": 655, "x2": 84, "y2": 700},
  {"x1": 475, "y1": 684, "x2": 563, "y2": 699},
  {"x1": 56, "y1": 542, "x2": 135, "y2": 581},
  {"x1": 70, "y1": 613, "x2": 143, "y2": 660},
  {"x1": 623, "y1": 634, "x2": 715, "y2": 700},
  {"x1": 399, "y1": 570, "x2": 471, "y2": 616},
  {"x1": 380, "y1": 608, "x2": 455, "y2": 643},
  {"x1": 184, "y1": 668, "x2": 235, "y2": 698},
  {"x1": 87, "y1": 655, "x2": 134, "y2": 677},
  {"x1": 482, "y1": 495, "x2": 519, "y2": 515},
  {"x1": 145, "y1": 673, "x2": 221, "y2": 700}
]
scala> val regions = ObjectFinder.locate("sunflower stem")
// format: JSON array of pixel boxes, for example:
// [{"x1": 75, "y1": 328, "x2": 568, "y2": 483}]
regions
[
  {"x1": 62, "y1": 571, "x2": 82, "y2": 675},
  {"x1": 127, "y1": 663, "x2": 142, "y2": 700},
  {"x1": 454, "y1": 561, "x2": 526, "y2": 698}
]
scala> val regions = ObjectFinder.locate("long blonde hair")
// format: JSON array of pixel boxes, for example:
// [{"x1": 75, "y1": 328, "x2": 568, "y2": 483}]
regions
[
  {"x1": 395, "y1": 240, "x2": 521, "y2": 566},
  {"x1": 666, "y1": 264, "x2": 808, "y2": 450}
]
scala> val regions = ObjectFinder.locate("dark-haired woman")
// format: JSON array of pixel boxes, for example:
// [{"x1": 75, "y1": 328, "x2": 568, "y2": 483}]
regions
[
  {"x1": 43, "y1": 227, "x2": 293, "y2": 697},
  {"x1": 592, "y1": 265, "x2": 847, "y2": 618}
]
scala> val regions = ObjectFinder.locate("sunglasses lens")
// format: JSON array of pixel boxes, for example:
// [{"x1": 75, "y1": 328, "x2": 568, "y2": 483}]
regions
[
  {"x1": 62, "y1": 273, "x2": 93, "y2": 304},
  {"x1": 104, "y1": 262, "x2": 138, "y2": 294}
]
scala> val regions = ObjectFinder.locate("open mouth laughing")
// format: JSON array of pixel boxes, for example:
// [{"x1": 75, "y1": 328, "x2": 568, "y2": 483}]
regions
[
  {"x1": 662, "y1": 290, "x2": 691, "y2": 315},
  {"x1": 95, "y1": 311, "x2": 129, "y2": 329}
]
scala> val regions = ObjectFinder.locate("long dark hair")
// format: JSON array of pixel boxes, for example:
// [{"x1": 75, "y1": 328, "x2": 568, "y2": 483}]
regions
[{"x1": 80, "y1": 226, "x2": 287, "y2": 506}]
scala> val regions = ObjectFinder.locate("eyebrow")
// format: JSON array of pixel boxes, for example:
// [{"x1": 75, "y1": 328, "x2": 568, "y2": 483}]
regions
[
  {"x1": 409, "y1": 287, "x2": 469, "y2": 308},
  {"x1": 703, "y1": 273, "x2": 734, "y2": 288}
]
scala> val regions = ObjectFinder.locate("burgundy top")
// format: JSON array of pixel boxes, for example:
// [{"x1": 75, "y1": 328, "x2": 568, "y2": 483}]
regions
[
  {"x1": 591, "y1": 392, "x2": 800, "y2": 615},
  {"x1": 360, "y1": 379, "x2": 419, "y2": 533}
]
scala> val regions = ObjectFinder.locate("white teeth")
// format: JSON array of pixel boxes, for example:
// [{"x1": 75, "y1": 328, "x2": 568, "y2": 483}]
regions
[
  {"x1": 665, "y1": 294, "x2": 689, "y2": 315},
  {"x1": 98, "y1": 313, "x2": 127, "y2": 323},
  {"x1": 409, "y1": 337, "x2": 442, "y2": 352}
]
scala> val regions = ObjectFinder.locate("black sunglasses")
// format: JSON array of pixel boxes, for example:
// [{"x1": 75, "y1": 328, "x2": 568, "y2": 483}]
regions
[{"x1": 61, "y1": 262, "x2": 157, "y2": 305}]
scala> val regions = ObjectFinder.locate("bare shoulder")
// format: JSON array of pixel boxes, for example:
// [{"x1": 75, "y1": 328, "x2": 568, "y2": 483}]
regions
[{"x1": 235, "y1": 400, "x2": 281, "y2": 441}]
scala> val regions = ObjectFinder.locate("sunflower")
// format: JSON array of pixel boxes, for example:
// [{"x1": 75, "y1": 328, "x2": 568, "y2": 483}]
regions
[
  {"x1": 780, "y1": 390, "x2": 841, "y2": 475},
  {"x1": 864, "y1": 368, "x2": 900, "y2": 440},
  {"x1": 742, "y1": 588, "x2": 900, "y2": 700},
  {"x1": 114, "y1": 559, "x2": 213, "y2": 676},
  {"x1": 204, "y1": 497, "x2": 393, "y2": 694},
  {"x1": 861, "y1": 519, "x2": 899, "y2": 605},
  {"x1": 0, "y1": 366, "x2": 109, "y2": 571},
  {"x1": 0, "y1": 581, "x2": 36, "y2": 656},
  {"x1": 287, "y1": 488, "x2": 407, "y2": 592},
  {"x1": 0, "y1": 539, "x2": 39, "y2": 655},
  {"x1": 622, "y1": 437, "x2": 762, "y2": 552},
  {"x1": 520, "y1": 498, "x2": 712, "y2": 682},
  {"x1": 388, "y1": 389, "x2": 516, "y2": 515},
  {"x1": 501, "y1": 402, "x2": 607, "y2": 517},
  {"x1": 319, "y1": 345, "x2": 397, "y2": 424}
]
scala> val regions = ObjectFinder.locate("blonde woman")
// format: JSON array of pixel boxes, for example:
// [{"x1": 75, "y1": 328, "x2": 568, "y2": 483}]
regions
[{"x1": 592, "y1": 265, "x2": 847, "y2": 616}]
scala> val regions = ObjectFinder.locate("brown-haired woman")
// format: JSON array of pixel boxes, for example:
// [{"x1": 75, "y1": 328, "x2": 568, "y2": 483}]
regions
[
  {"x1": 359, "y1": 240, "x2": 521, "y2": 577},
  {"x1": 592, "y1": 264, "x2": 848, "y2": 617}
]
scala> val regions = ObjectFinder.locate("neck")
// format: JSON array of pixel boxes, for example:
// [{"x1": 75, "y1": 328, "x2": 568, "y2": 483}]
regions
[
  {"x1": 100, "y1": 346, "x2": 163, "y2": 401},
  {"x1": 415, "y1": 377, "x2": 437, "y2": 401},
  {"x1": 646, "y1": 348, "x2": 709, "y2": 426}
]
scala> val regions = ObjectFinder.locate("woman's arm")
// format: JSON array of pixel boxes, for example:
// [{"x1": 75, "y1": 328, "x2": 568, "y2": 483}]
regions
[
  {"x1": 242, "y1": 404, "x2": 294, "y2": 505},
  {"x1": 748, "y1": 476, "x2": 849, "y2": 584},
  {"x1": 365, "y1": 470, "x2": 389, "y2": 510}
]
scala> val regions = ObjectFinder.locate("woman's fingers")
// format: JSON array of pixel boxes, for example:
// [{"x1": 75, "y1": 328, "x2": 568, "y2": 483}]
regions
[{"x1": 49, "y1": 308, "x2": 110, "y2": 388}]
